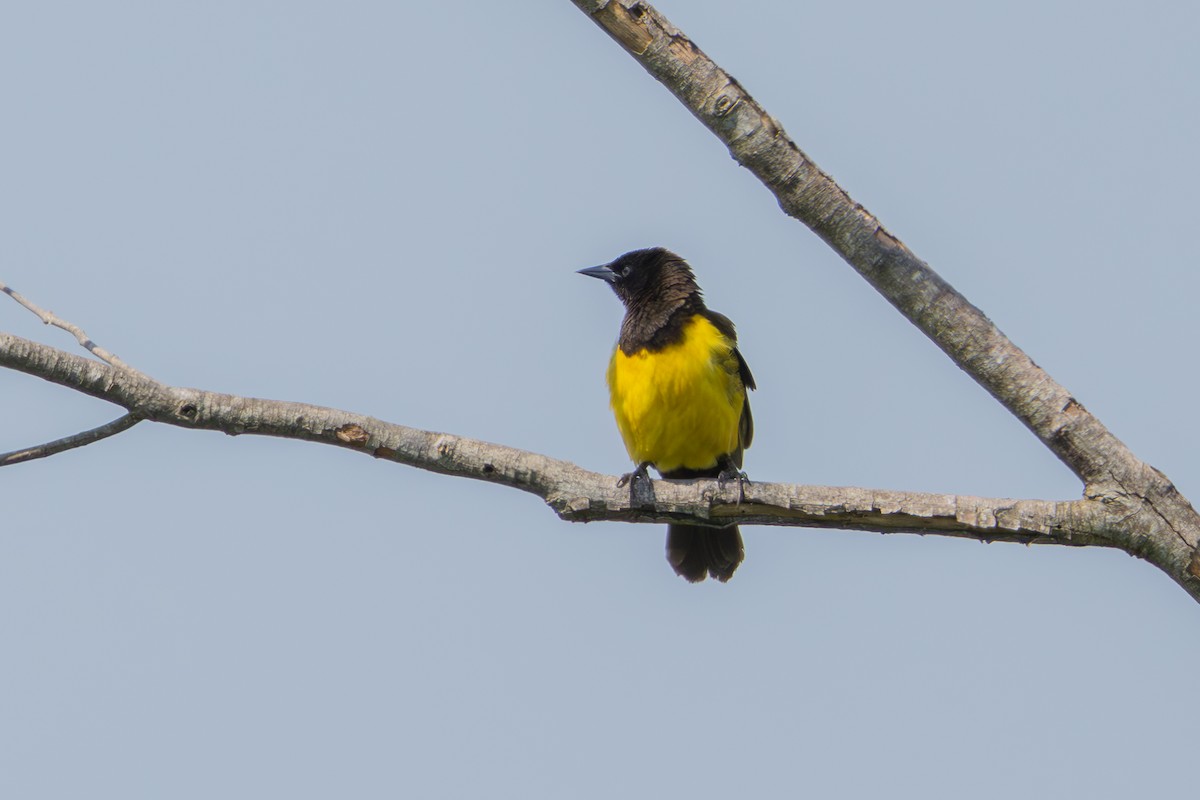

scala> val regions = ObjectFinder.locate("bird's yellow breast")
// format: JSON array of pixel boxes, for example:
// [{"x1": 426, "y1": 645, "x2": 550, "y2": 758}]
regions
[{"x1": 606, "y1": 314, "x2": 744, "y2": 473}]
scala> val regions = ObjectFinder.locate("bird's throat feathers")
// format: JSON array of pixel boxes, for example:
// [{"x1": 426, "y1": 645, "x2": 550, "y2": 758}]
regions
[{"x1": 617, "y1": 258, "x2": 705, "y2": 354}]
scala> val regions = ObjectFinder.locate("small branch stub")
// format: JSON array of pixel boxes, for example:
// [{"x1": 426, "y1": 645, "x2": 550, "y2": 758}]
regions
[
  {"x1": 336, "y1": 424, "x2": 370, "y2": 446},
  {"x1": 593, "y1": 1, "x2": 652, "y2": 54}
]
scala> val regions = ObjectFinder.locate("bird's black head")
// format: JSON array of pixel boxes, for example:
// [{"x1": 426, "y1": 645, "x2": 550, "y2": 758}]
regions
[{"x1": 578, "y1": 247, "x2": 701, "y2": 310}]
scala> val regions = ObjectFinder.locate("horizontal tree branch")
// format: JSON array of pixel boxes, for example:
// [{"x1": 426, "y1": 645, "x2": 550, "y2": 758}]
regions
[{"x1": 0, "y1": 331, "x2": 1118, "y2": 551}]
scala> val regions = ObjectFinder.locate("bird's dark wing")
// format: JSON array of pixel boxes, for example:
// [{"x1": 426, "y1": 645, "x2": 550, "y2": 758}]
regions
[
  {"x1": 702, "y1": 309, "x2": 755, "y2": 452},
  {"x1": 738, "y1": 380, "x2": 754, "y2": 453},
  {"x1": 702, "y1": 309, "x2": 755, "y2": 391},
  {"x1": 733, "y1": 346, "x2": 756, "y2": 392}
]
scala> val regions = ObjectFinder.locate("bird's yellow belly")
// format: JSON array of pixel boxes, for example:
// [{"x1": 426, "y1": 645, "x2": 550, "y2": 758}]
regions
[{"x1": 606, "y1": 315, "x2": 743, "y2": 473}]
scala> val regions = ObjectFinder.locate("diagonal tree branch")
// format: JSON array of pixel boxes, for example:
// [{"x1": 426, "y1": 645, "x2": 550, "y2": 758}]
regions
[
  {"x1": 571, "y1": 1, "x2": 1122, "y2": 489},
  {"x1": 569, "y1": 0, "x2": 1200, "y2": 597}
]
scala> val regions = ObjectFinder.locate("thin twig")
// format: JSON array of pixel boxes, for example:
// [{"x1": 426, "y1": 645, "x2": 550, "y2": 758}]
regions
[
  {"x1": 1, "y1": 281, "x2": 149, "y2": 378},
  {"x1": 0, "y1": 413, "x2": 141, "y2": 466}
]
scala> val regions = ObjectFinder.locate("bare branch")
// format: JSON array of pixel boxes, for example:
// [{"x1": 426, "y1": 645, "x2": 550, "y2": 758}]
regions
[
  {"x1": 0, "y1": 414, "x2": 141, "y2": 467},
  {"x1": 0, "y1": 331, "x2": 1186, "y2": 596},
  {"x1": 1, "y1": 281, "x2": 149, "y2": 378}
]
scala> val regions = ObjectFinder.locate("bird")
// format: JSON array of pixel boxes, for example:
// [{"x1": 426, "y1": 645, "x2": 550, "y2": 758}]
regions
[{"x1": 579, "y1": 247, "x2": 755, "y2": 582}]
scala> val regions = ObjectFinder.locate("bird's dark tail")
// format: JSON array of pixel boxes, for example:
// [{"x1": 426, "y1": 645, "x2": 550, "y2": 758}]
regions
[{"x1": 666, "y1": 524, "x2": 744, "y2": 583}]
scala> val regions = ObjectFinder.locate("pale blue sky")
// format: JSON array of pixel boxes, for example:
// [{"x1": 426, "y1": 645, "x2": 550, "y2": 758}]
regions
[{"x1": 3, "y1": 2, "x2": 1198, "y2": 797}]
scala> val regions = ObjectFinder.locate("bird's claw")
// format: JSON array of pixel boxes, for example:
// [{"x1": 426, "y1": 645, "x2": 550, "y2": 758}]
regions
[
  {"x1": 617, "y1": 462, "x2": 652, "y2": 490},
  {"x1": 717, "y1": 457, "x2": 750, "y2": 505}
]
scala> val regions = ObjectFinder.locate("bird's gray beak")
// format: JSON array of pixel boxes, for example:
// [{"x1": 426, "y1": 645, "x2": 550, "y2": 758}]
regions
[{"x1": 577, "y1": 264, "x2": 618, "y2": 283}]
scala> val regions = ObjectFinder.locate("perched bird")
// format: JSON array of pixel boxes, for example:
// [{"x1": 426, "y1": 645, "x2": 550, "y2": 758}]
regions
[{"x1": 579, "y1": 247, "x2": 755, "y2": 582}]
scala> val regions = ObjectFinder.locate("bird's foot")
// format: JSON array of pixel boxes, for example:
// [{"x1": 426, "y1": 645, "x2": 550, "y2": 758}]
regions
[
  {"x1": 617, "y1": 462, "x2": 652, "y2": 491},
  {"x1": 717, "y1": 456, "x2": 750, "y2": 504},
  {"x1": 617, "y1": 462, "x2": 653, "y2": 505}
]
